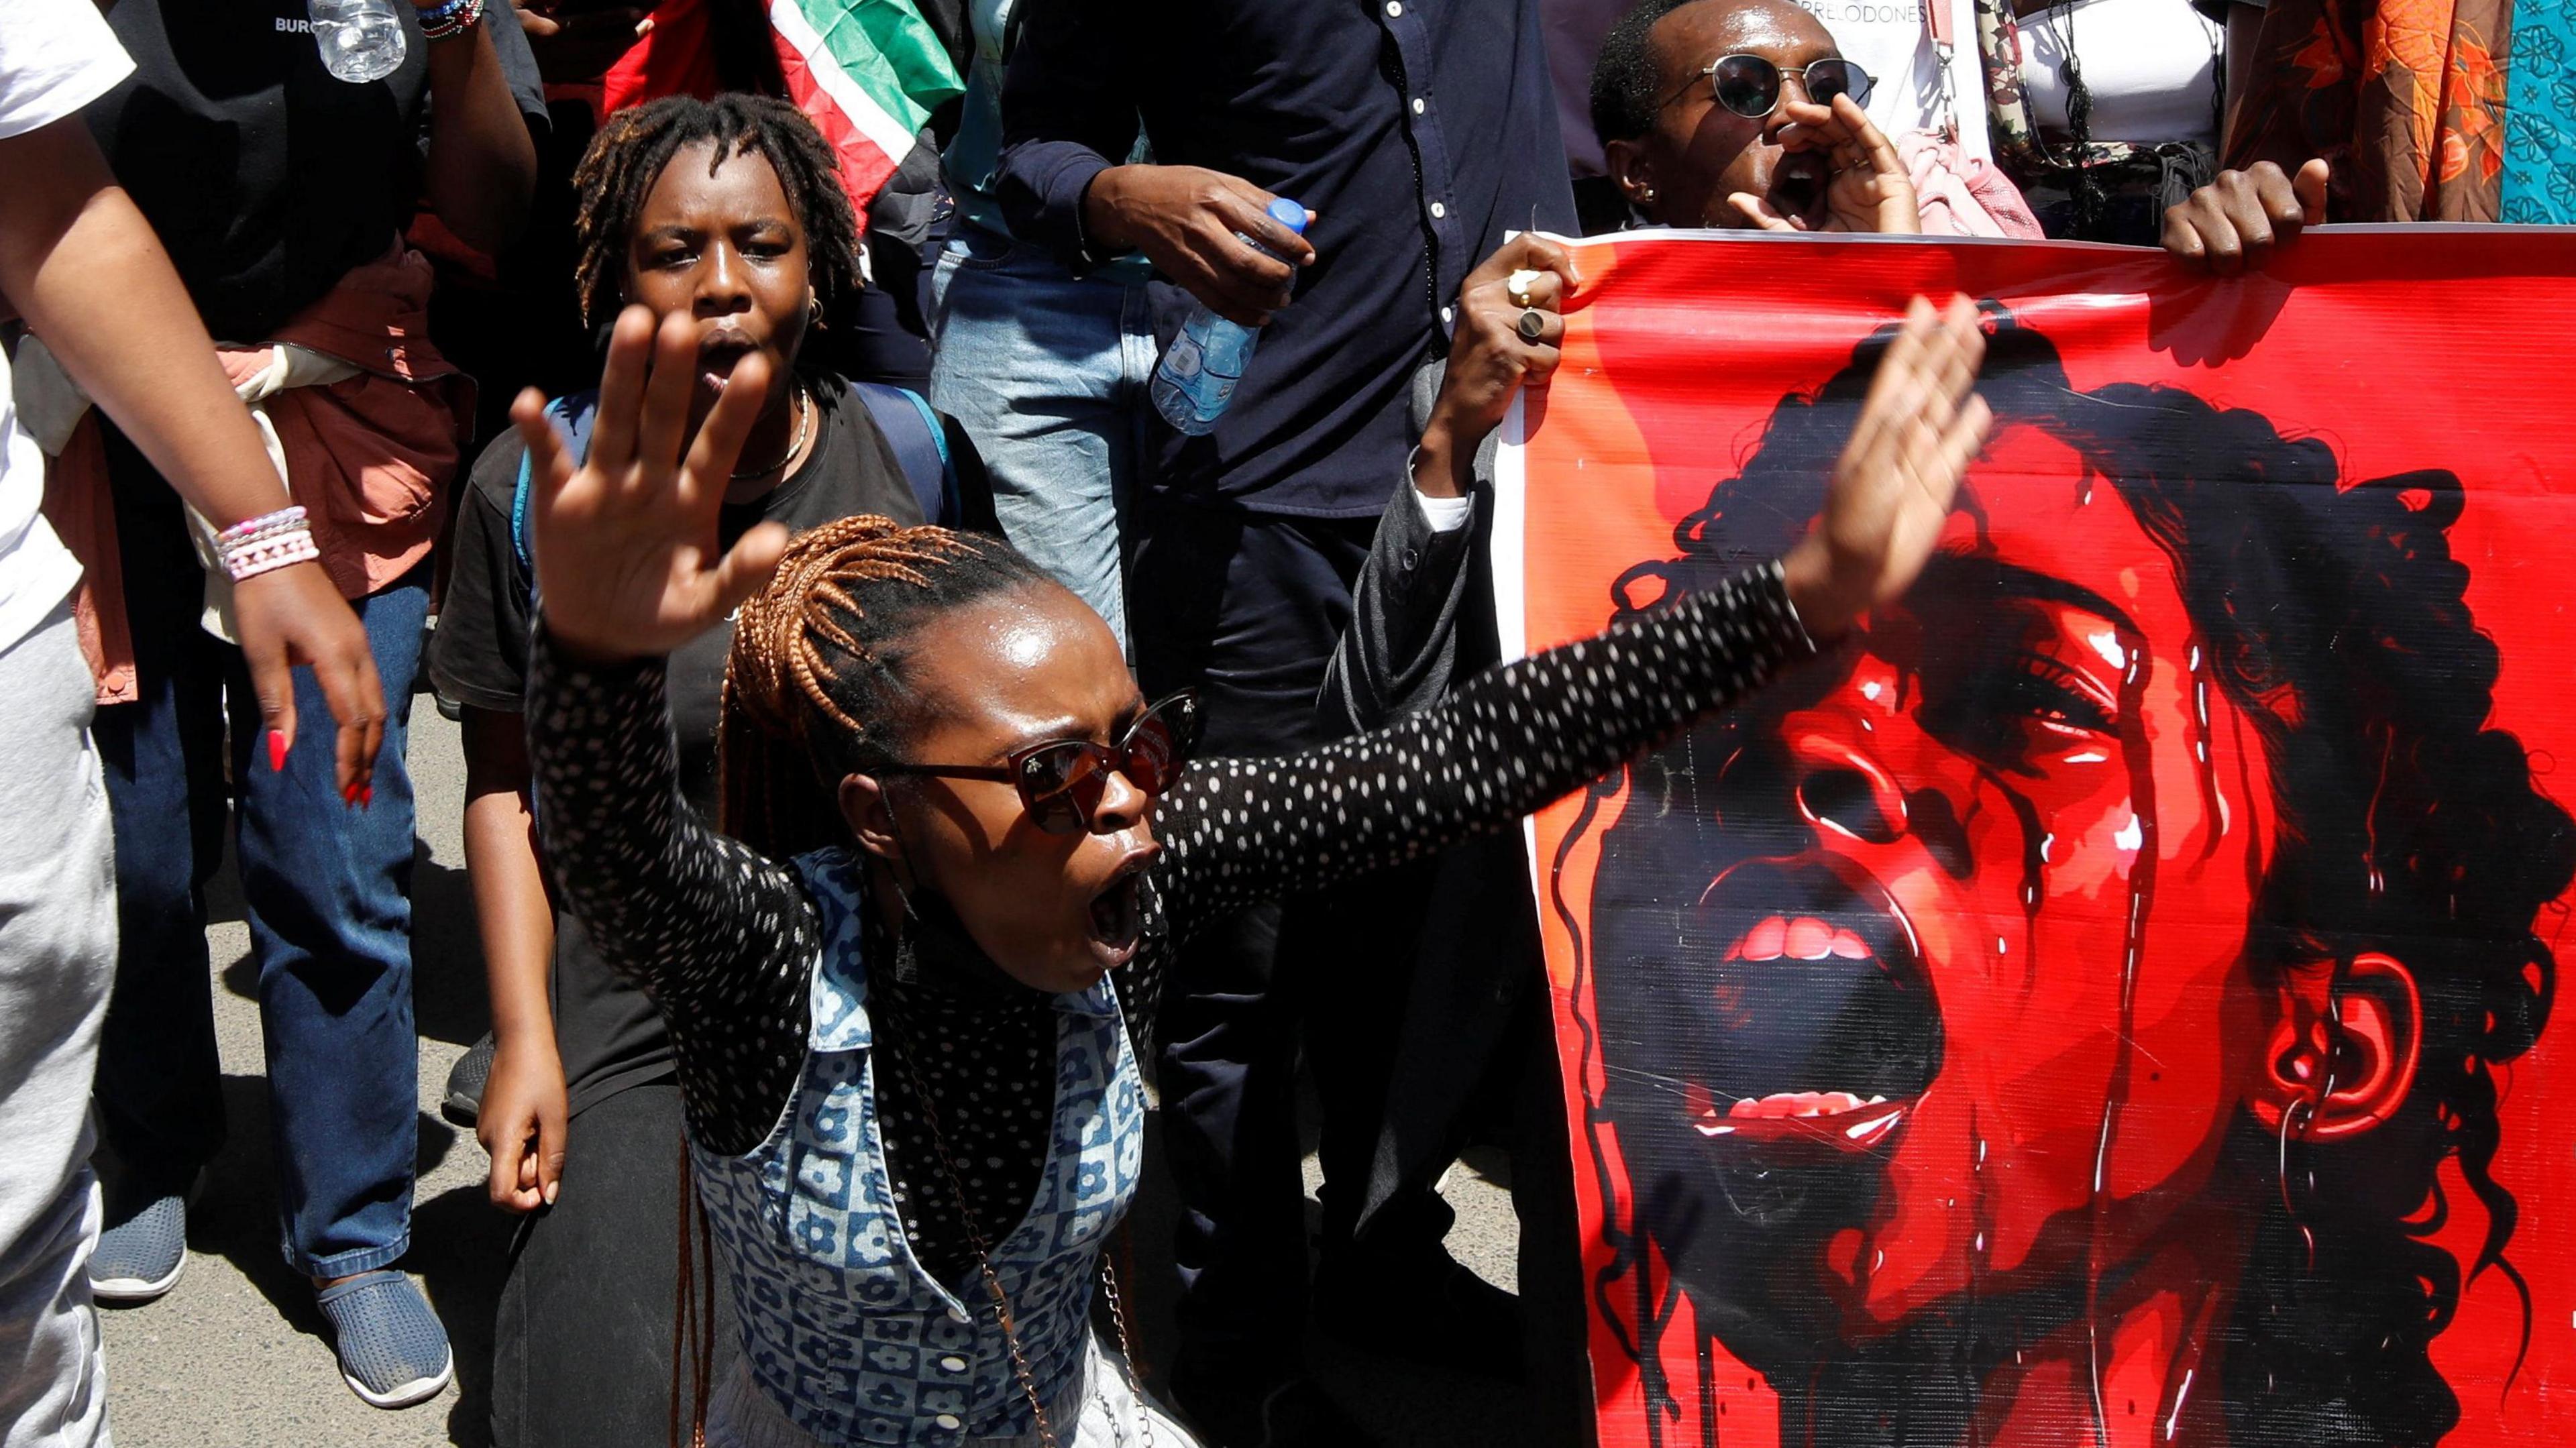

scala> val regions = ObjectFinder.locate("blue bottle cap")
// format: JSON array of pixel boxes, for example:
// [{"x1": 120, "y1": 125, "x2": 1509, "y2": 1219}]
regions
[{"x1": 1267, "y1": 197, "x2": 1309, "y2": 235}]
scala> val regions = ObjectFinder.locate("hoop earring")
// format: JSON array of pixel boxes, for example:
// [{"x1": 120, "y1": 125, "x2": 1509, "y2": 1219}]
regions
[{"x1": 808, "y1": 295, "x2": 824, "y2": 327}]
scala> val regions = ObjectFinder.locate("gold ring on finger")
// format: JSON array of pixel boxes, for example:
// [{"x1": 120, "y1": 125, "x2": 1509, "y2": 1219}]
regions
[{"x1": 1505, "y1": 268, "x2": 1544, "y2": 309}]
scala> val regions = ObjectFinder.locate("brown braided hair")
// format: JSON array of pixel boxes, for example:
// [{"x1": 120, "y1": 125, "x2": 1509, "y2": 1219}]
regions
[
  {"x1": 719, "y1": 516, "x2": 1058, "y2": 860},
  {"x1": 570, "y1": 93, "x2": 864, "y2": 333}
]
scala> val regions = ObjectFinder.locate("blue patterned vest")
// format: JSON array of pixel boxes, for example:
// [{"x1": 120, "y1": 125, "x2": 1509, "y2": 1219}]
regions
[{"x1": 691, "y1": 849, "x2": 1147, "y2": 1447}]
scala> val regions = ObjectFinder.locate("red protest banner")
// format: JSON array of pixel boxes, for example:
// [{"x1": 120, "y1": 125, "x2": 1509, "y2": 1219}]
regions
[{"x1": 1495, "y1": 227, "x2": 2576, "y2": 1448}]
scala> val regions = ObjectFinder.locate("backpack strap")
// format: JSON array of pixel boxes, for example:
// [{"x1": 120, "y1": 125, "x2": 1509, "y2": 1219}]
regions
[
  {"x1": 853, "y1": 381, "x2": 960, "y2": 526},
  {"x1": 511, "y1": 392, "x2": 598, "y2": 574}
]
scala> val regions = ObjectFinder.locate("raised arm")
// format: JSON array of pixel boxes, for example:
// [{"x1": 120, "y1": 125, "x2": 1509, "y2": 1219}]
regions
[
  {"x1": 525, "y1": 640, "x2": 814, "y2": 1156},
  {"x1": 1169, "y1": 294, "x2": 1992, "y2": 934},
  {"x1": 1169, "y1": 563, "x2": 1811, "y2": 933},
  {"x1": 419, "y1": 7, "x2": 539, "y2": 256},
  {"x1": 517, "y1": 307, "x2": 810, "y2": 1157},
  {"x1": 1324, "y1": 237, "x2": 1579, "y2": 732}
]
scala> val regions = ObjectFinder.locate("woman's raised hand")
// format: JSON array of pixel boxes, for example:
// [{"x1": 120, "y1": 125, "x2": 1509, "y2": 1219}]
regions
[
  {"x1": 1782, "y1": 294, "x2": 1990, "y2": 639},
  {"x1": 514, "y1": 305, "x2": 790, "y2": 663}
]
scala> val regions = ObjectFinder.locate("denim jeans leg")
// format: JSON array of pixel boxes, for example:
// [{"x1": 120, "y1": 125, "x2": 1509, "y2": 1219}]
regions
[
  {"x1": 227, "y1": 571, "x2": 429, "y2": 1278},
  {"x1": 928, "y1": 230, "x2": 1150, "y2": 651},
  {"x1": 89, "y1": 638, "x2": 230, "y2": 1206},
  {"x1": 89, "y1": 435, "x2": 233, "y2": 1208}
]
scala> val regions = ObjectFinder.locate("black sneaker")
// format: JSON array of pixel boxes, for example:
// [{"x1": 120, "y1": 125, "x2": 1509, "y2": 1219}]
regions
[{"x1": 440, "y1": 1033, "x2": 494, "y2": 1128}]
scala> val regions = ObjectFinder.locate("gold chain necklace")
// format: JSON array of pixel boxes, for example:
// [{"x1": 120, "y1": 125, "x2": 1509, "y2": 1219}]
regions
[
  {"x1": 881, "y1": 1015, "x2": 1158, "y2": 1448},
  {"x1": 729, "y1": 384, "x2": 814, "y2": 481}
]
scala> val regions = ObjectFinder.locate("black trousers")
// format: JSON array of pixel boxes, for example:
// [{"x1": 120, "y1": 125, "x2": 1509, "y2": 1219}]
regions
[
  {"x1": 490, "y1": 1082, "x2": 735, "y2": 1448},
  {"x1": 1131, "y1": 496, "x2": 1595, "y2": 1438},
  {"x1": 1128, "y1": 497, "x2": 1390, "y2": 1372}
]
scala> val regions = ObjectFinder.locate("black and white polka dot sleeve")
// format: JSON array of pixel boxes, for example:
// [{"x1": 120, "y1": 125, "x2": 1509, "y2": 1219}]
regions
[
  {"x1": 525, "y1": 630, "x2": 814, "y2": 1157},
  {"x1": 1153, "y1": 561, "x2": 1815, "y2": 938}
]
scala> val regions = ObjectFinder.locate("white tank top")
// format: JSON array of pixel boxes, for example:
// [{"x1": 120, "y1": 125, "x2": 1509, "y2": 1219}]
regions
[{"x1": 2017, "y1": 0, "x2": 2224, "y2": 150}]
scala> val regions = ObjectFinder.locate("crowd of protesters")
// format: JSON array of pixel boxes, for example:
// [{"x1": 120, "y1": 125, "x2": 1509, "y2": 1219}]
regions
[{"x1": 0, "y1": 0, "x2": 2562, "y2": 1446}]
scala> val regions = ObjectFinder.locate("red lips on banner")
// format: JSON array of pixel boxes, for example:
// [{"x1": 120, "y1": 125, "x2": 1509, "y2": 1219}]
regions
[{"x1": 1497, "y1": 227, "x2": 2576, "y2": 1448}]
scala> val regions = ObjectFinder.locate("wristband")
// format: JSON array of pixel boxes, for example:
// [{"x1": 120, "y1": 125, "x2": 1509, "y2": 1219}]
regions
[
  {"x1": 417, "y1": 0, "x2": 484, "y2": 42},
  {"x1": 216, "y1": 505, "x2": 308, "y2": 549},
  {"x1": 217, "y1": 507, "x2": 322, "y2": 583}
]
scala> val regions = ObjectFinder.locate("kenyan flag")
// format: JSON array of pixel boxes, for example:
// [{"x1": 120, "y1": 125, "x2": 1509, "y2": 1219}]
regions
[
  {"x1": 765, "y1": 0, "x2": 961, "y2": 212},
  {"x1": 602, "y1": 0, "x2": 963, "y2": 216}
]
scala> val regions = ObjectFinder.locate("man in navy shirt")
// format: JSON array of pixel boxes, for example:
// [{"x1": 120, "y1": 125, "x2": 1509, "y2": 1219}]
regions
[{"x1": 998, "y1": 4, "x2": 1576, "y2": 1443}]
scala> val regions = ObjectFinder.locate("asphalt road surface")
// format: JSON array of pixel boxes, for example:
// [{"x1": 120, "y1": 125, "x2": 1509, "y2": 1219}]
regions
[{"x1": 95, "y1": 695, "x2": 1539, "y2": 1446}]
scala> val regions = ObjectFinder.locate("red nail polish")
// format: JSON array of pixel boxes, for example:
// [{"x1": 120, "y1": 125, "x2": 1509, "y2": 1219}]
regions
[
  {"x1": 342, "y1": 780, "x2": 362, "y2": 807},
  {"x1": 268, "y1": 730, "x2": 288, "y2": 773},
  {"x1": 360, "y1": 785, "x2": 374, "y2": 811}
]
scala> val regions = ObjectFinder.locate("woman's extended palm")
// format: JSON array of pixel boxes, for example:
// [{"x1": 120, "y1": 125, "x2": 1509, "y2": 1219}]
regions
[
  {"x1": 1783, "y1": 294, "x2": 1991, "y2": 638},
  {"x1": 514, "y1": 307, "x2": 790, "y2": 663}
]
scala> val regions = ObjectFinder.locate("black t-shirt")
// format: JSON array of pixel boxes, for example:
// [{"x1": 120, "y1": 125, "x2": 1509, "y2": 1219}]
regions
[
  {"x1": 428, "y1": 379, "x2": 977, "y2": 1115},
  {"x1": 83, "y1": 0, "x2": 545, "y2": 343}
]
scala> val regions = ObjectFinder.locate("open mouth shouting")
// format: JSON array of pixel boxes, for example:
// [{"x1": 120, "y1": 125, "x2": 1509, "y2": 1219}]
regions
[
  {"x1": 1764, "y1": 149, "x2": 1832, "y2": 231},
  {"x1": 1084, "y1": 849, "x2": 1154, "y2": 966},
  {"x1": 697, "y1": 329, "x2": 759, "y2": 394},
  {"x1": 1670, "y1": 858, "x2": 1941, "y2": 1158}
]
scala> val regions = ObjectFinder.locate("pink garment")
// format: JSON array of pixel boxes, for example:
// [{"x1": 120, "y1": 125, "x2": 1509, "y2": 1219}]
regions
[
  {"x1": 1898, "y1": 131, "x2": 2047, "y2": 239},
  {"x1": 35, "y1": 246, "x2": 470, "y2": 702},
  {"x1": 38, "y1": 417, "x2": 133, "y2": 704},
  {"x1": 216, "y1": 247, "x2": 474, "y2": 602}
]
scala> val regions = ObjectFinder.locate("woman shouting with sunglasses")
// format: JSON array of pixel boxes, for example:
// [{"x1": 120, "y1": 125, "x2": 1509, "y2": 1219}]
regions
[
  {"x1": 427, "y1": 95, "x2": 998, "y2": 1448},
  {"x1": 516, "y1": 280, "x2": 1992, "y2": 1447},
  {"x1": 1590, "y1": 0, "x2": 2043, "y2": 237}
]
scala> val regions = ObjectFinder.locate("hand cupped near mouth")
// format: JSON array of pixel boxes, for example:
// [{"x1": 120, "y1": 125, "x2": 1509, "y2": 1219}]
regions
[{"x1": 1764, "y1": 148, "x2": 1833, "y2": 231}]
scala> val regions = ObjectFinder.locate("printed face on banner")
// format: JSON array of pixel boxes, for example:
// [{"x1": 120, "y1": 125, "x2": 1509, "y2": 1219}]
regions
[{"x1": 1509, "y1": 232, "x2": 2576, "y2": 1448}]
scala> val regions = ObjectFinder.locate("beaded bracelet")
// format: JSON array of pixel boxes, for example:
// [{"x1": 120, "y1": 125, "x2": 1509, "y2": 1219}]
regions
[
  {"x1": 217, "y1": 506, "x2": 322, "y2": 583},
  {"x1": 225, "y1": 530, "x2": 323, "y2": 583},
  {"x1": 417, "y1": 0, "x2": 484, "y2": 42},
  {"x1": 217, "y1": 505, "x2": 308, "y2": 549}
]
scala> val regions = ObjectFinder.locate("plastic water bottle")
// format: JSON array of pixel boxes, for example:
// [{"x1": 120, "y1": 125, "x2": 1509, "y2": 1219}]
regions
[
  {"x1": 1150, "y1": 197, "x2": 1308, "y2": 437},
  {"x1": 309, "y1": 0, "x2": 408, "y2": 84}
]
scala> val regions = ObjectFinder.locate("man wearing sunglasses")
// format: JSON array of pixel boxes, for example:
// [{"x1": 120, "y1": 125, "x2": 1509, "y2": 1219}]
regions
[{"x1": 1591, "y1": 0, "x2": 1930, "y2": 234}]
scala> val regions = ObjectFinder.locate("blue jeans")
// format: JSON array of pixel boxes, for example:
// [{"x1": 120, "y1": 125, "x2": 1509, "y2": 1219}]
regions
[
  {"x1": 90, "y1": 433, "x2": 427, "y2": 1279},
  {"x1": 927, "y1": 225, "x2": 1155, "y2": 651}
]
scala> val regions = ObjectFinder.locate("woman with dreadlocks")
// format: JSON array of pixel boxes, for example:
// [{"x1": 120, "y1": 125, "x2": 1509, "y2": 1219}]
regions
[
  {"x1": 426, "y1": 93, "x2": 990, "y2": 1448},
  {"x1": 514, "y1": 270, "x2": 1989, "y2": 1444}
]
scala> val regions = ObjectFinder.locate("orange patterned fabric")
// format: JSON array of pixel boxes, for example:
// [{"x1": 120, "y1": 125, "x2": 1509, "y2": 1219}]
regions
[{"x1": 2224, "y1": 0, "x2": 2513, "y2": 221}]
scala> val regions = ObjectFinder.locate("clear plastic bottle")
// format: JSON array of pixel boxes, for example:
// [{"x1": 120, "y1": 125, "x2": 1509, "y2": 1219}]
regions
[
  {"x1": 309, "y1": 0, "x2": 408, "y2": 84},
  {"x1": 1150, "y1": 197, "x2": 1308, "y2": 437}
]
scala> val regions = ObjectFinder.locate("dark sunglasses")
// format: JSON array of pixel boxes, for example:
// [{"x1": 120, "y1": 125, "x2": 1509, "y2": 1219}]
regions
[
  {"x1": 877, "y1": 691, "x2": 1203, "y2": 836},
  {"x1": 1659, "y1": 54, "x2": 1874, "y2": 120}
]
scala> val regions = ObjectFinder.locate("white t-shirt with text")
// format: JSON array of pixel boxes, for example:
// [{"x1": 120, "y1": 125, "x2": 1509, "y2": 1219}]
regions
[{"x1": 1789, "y1": 0, "x2": 1992, "y2": 162}]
